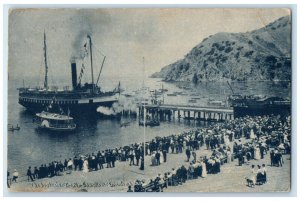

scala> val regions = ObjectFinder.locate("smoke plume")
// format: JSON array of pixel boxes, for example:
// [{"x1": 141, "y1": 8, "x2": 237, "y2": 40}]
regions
[
  {"x1": 96, "y1": 95, "x2": 138, "y2": 116},
  {"x1": 97, "y1": 106, "x2": 115, "y2": 116}
]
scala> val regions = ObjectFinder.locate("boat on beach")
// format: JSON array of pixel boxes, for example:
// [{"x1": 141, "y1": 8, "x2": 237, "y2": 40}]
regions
[{"x1": 35, "y1": 111, "x2": 76, "y2": 132}]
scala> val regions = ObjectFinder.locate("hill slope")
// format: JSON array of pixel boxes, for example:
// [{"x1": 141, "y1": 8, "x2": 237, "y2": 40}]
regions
[{"x1": 152, "y1": 16, "x2": 291, "y2": 82}]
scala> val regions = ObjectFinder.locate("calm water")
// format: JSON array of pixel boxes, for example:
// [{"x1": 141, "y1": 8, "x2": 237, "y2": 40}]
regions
[{"x1": 7, "y1": 76, "x2": 291, "y2": 175}]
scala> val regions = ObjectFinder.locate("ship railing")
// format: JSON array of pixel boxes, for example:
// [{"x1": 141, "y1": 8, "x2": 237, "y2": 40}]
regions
[
  {"x1": 19, "y1": 92, "x2": 82, "y2": 99},
  {"x1": 19, "y1": 95, "x2": 81, "y2": 100}
]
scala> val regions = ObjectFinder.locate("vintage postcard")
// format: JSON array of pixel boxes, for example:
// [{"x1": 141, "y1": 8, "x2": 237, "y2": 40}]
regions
[{"x1": 6, "y1": 8, "x2": 291, "y2": 193}]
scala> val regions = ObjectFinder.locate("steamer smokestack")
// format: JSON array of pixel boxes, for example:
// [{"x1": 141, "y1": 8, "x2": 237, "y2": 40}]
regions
[{"x1": 71, "y1": 62, "x2": 77, "y2": 90}]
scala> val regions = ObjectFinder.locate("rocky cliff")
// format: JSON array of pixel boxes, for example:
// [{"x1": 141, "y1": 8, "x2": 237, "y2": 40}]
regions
[{"x1": 152, "y1": 16, "x2": 291, "y2": 82}]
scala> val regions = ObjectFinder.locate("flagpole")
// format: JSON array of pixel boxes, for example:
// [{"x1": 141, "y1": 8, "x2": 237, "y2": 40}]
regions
[{"x1": 143, "y1": 57, "x2": 146, "y2": 173}]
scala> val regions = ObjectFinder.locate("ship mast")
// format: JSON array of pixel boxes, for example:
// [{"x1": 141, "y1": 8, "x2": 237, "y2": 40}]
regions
[
  {"x1": 43, "y1": 31, "x2": 49, "y2": 90},
  {"x1": 96, "y1": 56, "x2": 106, "y2": 86},
  {"x1": 87, "y1": 35, "x2": 95, "y2": 93}
]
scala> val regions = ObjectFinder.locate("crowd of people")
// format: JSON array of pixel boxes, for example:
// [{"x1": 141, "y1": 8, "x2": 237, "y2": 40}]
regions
[
  {"x1": 132, "y1": 154, "x2": 221, "y2": 192},
  {"x1": 144, "y1": 114, "x2": 290, "y2": 170},
  {"x1": 133, "y1": 139, "x2": 246, "y2": 192},
  {"x1": 130, "y1": 114, "x2": 291, "y2": 192},
  {"x1": 8, "y1": 143, "x2": 145, "y2": 184},
  {"x1": 8, "y1": 114, "x2": 291, "y2": 192}
]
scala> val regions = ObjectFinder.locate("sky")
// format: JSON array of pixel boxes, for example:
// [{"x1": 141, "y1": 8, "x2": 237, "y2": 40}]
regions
[{"x1": 8, "y1": 8, "x2": 290, "y2": 86}]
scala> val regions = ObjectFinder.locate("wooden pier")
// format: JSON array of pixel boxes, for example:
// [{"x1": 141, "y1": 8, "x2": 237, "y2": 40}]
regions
[{"x1": 138, "y1": 104, "x2": 234, "y2": 122}]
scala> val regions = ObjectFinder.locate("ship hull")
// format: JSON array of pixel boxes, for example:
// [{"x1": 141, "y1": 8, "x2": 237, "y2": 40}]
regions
[
  {"x1": 233, "y1": 104, "x2": 291, "y2": 118},
  {"x1": 37, "y1": 126, "x2": 76, "y2": 132},
  {"x1": 19, "y1": 100, "x2": 117, "y2": 115},
  {"x1": 18, "y1": 94, "x2": 119, "y2": 116}
]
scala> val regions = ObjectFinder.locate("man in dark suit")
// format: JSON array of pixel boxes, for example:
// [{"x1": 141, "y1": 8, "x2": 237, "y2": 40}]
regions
[
  {"x1": 73, "y1": 156, "x2": 79, "y2": 171},
  {"x1": 78, "y1": 158, "x2": 84, "y2": 170},
  {"x1": 111, "y1": 151, "x2": 116, "y2": 168},
  {"x1": 38, "y1": 165, "x2": 43, "y2": 179},
  {"x1": 277, "y1": 151, "x2": 283, "y2": 167},
  {"x1": 186, "y1": 148, "x2": 191, "y2": 162},
  {"x1": 44, "y1": 164, "x2": 48, "y2": 178},
  {"x1": 140, "y1": 157, "x2": 144, "y2": 170},
  {"x1": 135, "y1": 149, "x2": 140, "y2": 166},
  {"x1": 162, "y1": 143, "x2": 168, "y2": 162},
  {"x1": 27, "y1": 166, "x2": 34, "y2": 182},
  {"x1": 33, "y1": 167, "x2": 39, "y2": 179},
  {"x1": 155, "y1": 151, "x2": 161, "y2": 165},
  {"x1": 259, "y1": 144, "x2": 265, "y2": 159},
  {"x1": 162, "y1": 149, "x2": 167, "y2": 163}
]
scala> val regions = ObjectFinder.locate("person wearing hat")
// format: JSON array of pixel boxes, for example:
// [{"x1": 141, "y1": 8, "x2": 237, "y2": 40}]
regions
[{"x1": 12, "y1": 169, "x2": 19, "y2": 183}]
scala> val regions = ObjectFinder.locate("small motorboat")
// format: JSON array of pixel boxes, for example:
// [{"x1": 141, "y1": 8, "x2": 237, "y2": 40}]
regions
[
  {"x1": 123, "y1": 92, "x2": 135, "y2": 98},
  {"x1": 35, "y1": 111, "x2": 76, "y2": 132},
  {"x1": 120, "y1": 121, "x2": 131, "y2": 128},
  {"x1": 139, "y1": 119, "x2": 160, "y2": 127},
  {"x1": 8, "y1": 124, "x2": 20, "y2": 132}
]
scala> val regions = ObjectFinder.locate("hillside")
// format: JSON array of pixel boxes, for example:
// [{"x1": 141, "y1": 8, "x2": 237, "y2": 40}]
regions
[{"x1": 152, "y1": 16, "x2": 291, "y2": 82}]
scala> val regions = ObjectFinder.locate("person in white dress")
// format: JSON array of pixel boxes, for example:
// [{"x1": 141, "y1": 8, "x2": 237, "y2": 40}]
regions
[
  {"x1": 254, "y1": 146, "x2": 261, "y2": 160},
  {"x1": 67, "y1": 159, "x2": 73, "y2": 174},
  {"x1": 151, "y1": 152, "x2": 156, "y2": 166},
  {"x1": 200, "y1": 160, "x2": 207, "y2": 178},
  {"x1": 250, "y1": 129, "x2": 256, "y2": 139},
  {"x1": 183, "y1": 140, "x2": 187, "y2": 151},
  {"x1": 83, "y1": 159, "x2": 89, "y2": 173},
  {"x1": 226, "y1": 150, "x2": 232, "y2": 163},
  {"x1": 224, "y1": 135, "x2": 230, "y2": 146},
  {"x1": 249, "y1": 165, "x2": 256, "y2": 186}
]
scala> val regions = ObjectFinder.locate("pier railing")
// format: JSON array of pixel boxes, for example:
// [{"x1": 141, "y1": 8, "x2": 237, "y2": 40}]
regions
[{"x1": 138, "y1": 104, "x2": 234, "y2": 121}]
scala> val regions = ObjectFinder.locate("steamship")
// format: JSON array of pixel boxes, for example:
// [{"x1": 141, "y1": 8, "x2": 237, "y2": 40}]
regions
[
  {"x1": 18, "y1": 33, "x2": 120, "y2": 115},
  {"x1": 226, "y1": 82, "x2": 291, "y2": 118}
]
